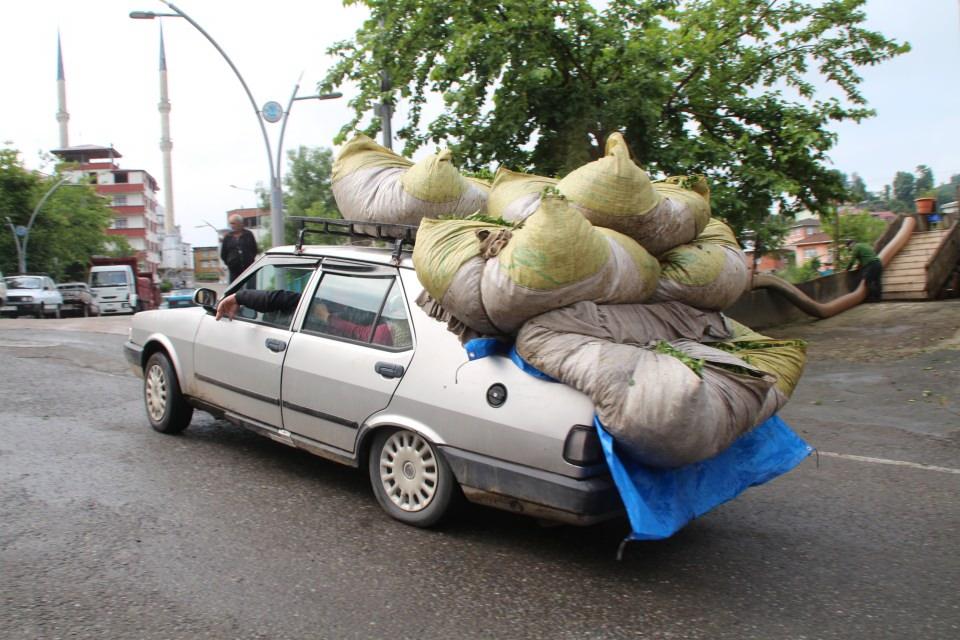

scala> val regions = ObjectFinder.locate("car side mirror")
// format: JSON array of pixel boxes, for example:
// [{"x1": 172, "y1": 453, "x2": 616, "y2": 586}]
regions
[{"x1": 193, "y1": 288, "x2": 218, "y2": 314}]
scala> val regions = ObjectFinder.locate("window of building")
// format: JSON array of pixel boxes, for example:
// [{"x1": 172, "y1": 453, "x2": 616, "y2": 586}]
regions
[
  {"x1": 113, "y1": 194, "x2": 127, "y2": 206},
  {"x1": 805, "y1": 227, "x2": 817, "y2": 236},
  {"x1": 804, "y1": 248, "x2": 819, "y2": 259},
  {"x1": 114, "y1": 217, "x2": 128, "y2": 229},
  {"x1": 114, "y1": 171, "x2": 129, "y2": 184}
]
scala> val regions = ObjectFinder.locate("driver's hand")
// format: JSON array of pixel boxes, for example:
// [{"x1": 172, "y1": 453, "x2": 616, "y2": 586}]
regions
[{"x1": 215, "y1": 294, "x2": 239, "y2": 321}]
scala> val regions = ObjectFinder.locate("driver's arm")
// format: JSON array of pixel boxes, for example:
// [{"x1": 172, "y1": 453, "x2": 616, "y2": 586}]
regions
[{"x1": 216, "y1": 290, "x2": 301, "y2": 320}]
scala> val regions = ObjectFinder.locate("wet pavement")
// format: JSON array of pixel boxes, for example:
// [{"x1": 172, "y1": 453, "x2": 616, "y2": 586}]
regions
[{"x1": 0, "y1": 301, "x2": 958, "y2": 639}]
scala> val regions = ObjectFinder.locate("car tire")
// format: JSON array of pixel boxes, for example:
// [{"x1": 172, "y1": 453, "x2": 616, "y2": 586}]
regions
[
  {"x1": 368, "y1": 428, "x2": 459, "y2": 528},
  {"x1": 144, "y1": 352, "x2": 193, "y2": 434},
  {"x1": 35, "y1": 305, "x2": 43, "y2": 319},
  {"x1": 82, "y1": 304, "x2": 89, "y2": 318},
  {"x1": 52, "y1": 304, "x2": 61, "y2": 319}
]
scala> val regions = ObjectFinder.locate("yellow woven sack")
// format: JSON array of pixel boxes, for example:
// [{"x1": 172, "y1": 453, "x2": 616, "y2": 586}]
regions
[
  {"x1": 332, "y1": 135, "x2": 410, "y2": 182},
  {"x1": 401, "y1": 149, "x2": 481, "y2": 204},
  {"x1": 497, "y1": 191, "x2": 609, "y2": 291},
  {"x1": 412, "y1": 218, "x2": 503, "y2": 301},
  {"x1": 659, "y1": 219, "x2": 738, "y2": 286},
  {"x1": 488, "y1": 167, "x2": 558, "y2": 222},
  {"x1": 596, "y1": 228, "x2": 662, "y2": 298},
  {"x1": 722, "y1": 319, "x2": 808, "y2": 396},
  {"x1": 557, "y1": 132, "x2": 659, "y2": 219}
]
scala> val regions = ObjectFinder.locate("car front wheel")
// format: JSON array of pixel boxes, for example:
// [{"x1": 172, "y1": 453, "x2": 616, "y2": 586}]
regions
[
  {"x1": 144, "y1": 352, "x2": 193, "y2": 434},
  {"x1": 368, "y1": 428, "x2": 459, "y2": 528}
]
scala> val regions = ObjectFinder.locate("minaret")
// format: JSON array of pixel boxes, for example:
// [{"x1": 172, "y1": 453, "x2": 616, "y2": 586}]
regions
[
  {"x1": 158, "y1": 25, "x2": 175, "y2": 233},
  {"x1": 56, "y1": 32, "x2": 70, "y2": 148}
]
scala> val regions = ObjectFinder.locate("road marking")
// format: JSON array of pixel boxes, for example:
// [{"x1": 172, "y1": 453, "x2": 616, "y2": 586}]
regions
[{"x1": 817, "y1": 451, "x2": 960, "y2": 475}]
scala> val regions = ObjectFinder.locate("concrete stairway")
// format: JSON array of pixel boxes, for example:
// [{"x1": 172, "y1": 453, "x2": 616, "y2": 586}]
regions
[{"x1": 882, "y1": 229, "x2": 950, "y2": 300}]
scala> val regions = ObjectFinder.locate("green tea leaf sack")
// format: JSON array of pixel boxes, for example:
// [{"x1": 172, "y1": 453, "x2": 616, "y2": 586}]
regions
[
  {"x1": 516, "y1": 302, "x2": 790, "y2": 468},
  {"x1": 332, "y1": 135, "x2": 489, "y2": 230},
  {"x1": 413, "y1": 217, "x2": 510, "y2": 335},
  {"x1": 557, "y1": 133, "x2": 710, "y2": 256},
  {"x1": 414, "y1": 192, "x2": 660, "y2": 335},
  {"x1": 486, "y1": 167, "x2": 558, "y2": 224},
  {"x1": 652, "y1": 218, "x2": 749, "y2": 311}
]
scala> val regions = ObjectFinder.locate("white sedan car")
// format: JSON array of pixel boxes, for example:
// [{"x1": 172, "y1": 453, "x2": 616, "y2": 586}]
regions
[{"x1": 124, "y1": 239, "x2": 619, "y2": 527}]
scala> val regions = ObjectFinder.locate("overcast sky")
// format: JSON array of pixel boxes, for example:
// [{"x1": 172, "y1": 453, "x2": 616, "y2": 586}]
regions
[{"x1": 2, "y1": 0, "x2": 958, "y2": 249}]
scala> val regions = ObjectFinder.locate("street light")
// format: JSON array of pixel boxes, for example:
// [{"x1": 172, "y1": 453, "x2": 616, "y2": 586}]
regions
[
  {"x1": 5, "y1": 177, "x2": 81, "y2": 273},
  {"x1": 130, "y1": 1, "x2": 341, "y2": 248}
]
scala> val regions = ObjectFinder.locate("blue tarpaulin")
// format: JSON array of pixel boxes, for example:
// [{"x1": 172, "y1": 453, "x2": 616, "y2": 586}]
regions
[
  {"x1": 466, "y1": 341, "x2": 812, "y2": 542},
  {"x1": 597, "y1": 413, "x2": 812, "y2": 542}
]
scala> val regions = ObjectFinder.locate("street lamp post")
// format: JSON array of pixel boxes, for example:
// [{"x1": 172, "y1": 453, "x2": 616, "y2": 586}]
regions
[
  {"x1": 130, "y1": 1, "x2": 340, "y2": 247},
  {"x1": 4, "y1": 177, "x2": 78, "y2": 273}
]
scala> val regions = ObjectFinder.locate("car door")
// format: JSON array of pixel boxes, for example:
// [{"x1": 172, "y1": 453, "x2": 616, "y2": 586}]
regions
[
  {"x1": 280, "y1": 261, "x2": 414, "y2": 454},
  {"x1": 193, "y1": 259, "x2": 319, "y2": 427}
]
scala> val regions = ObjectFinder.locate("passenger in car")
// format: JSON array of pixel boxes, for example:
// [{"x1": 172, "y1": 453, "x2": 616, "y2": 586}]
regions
[{"x1": 215, "y1": 290, "x2": 394, "y2": 346}]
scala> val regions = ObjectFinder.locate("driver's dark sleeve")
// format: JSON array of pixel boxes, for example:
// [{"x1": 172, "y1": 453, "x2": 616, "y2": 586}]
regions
[{"x1": 234, "y1": 289, "x2": 301, "y2": 313}]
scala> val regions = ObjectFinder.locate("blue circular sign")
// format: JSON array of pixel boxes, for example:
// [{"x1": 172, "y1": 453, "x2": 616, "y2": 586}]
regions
[
  {"x1": 15, "y1": 225, "x2": 28, "y2": 237},
  {"x1": 261, "y1": 101, "x2": 284, "y2": 123}
]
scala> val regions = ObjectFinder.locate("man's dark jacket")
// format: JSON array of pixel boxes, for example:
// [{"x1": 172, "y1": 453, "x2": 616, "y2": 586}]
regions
[{"x1": 220, "y1": 230, "x2": 258, "y2": 276}]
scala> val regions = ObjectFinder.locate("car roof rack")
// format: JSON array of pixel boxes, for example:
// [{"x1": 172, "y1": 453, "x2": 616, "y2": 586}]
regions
[{"x1": 288, "y1": 216, "x2": 418, "y2": 265}]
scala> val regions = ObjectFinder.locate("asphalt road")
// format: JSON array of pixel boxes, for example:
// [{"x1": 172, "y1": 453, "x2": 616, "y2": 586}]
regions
[{"x1": 1, "y1": 302, "x2": 958, "y2": 639}]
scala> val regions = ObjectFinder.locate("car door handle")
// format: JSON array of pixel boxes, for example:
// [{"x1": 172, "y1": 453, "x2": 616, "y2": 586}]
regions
[
  {"x1": 375, "y1": 362, "x2": 405, "y2": 379},
  {"x1": 265, "y1": 338, "x2": 287, "y2": 353}
]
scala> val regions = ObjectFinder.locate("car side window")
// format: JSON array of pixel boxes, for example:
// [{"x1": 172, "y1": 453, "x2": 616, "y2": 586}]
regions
[
  {"x1": 303, "y1": 273, "x2": 412, "y2": 350},
  {"x1": 234, "y1": 264, "x2": 315, "y2": 329}
]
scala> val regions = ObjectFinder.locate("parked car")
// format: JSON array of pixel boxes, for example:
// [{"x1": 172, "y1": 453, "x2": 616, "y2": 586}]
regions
[
  {"x1": 159, "y1": 288, "x2": 198, "y2": 309},
  {"x1": 124, "y1": 227, "x2": 617, "y2": 528},
  {"x1": 57, "y1": 282, "x2": 100, "y2": 317},
  {"x1": 0, "y1": 269, "x2": 6, "y2": 308},
  {"x1": 1, "y1": 274, "x2": 64, "y2": 318}
]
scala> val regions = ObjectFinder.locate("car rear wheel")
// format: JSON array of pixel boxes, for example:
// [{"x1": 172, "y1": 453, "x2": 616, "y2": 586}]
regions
[
  {"x1": 144, "y1": 352, "x2": 193, "y2": 434},
  {"x1": 368, "y1": 428, "x2": 459, "y2": 527},
  {"x1": 82, "y1": 303, "x2": 89, "y2": 318}
]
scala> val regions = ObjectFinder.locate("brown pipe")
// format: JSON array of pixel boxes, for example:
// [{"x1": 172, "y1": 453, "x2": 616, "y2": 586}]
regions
[{"x1": 750, "y1": 216, "x2": 916, "y2": 319}]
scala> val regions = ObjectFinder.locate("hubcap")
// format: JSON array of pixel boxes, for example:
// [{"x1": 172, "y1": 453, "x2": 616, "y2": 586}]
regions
[
  {"x1": 379, "y1": 431, "x2": 438, "y2": 512},
  {"x1": 145, "y1": 363, "x2": 168, "y2": 422}
]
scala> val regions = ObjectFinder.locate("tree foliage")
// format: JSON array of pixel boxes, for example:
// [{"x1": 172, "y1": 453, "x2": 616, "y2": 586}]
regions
[
  {"x1": 891, "y1": 170, "x2": 916, "y2": 211},
  {"x1": 846, "y1": 173, "x2": 869, "y2": 203},
  {"x1": 914, "y1": 164, "x2": 934, "y2": 195},
  {"x1": 323, "y1": 0, "x2": 908, "y2": 250},
  {"x1": 822, "y1": 211, "x2": 886, "y2": 246},
  {"x1": 283, "y1": 146, "x2": 339, "y2": 219},
  {"x1": 0, "y1": 148, "x2": 121, "y2": 280},
  {"x1": 258, "y1": 146, "x2": 343, "y2": 247}
]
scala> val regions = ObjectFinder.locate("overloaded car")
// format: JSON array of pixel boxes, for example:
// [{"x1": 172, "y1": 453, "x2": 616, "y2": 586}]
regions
[
  {"x1": 1, "y1": 274, "x2": 64, "y2": 318},
  {"x1": 125, "y1": 224, "x2": 618, "y2": 527},
  {"x1": 57, "y1": 282, "x2": 100, "y2": 317}
]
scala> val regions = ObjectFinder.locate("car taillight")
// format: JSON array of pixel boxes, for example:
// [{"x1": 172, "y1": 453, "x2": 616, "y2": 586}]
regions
[{"x1": 563, "y1": 425, "x2": 604, "y2": 466}]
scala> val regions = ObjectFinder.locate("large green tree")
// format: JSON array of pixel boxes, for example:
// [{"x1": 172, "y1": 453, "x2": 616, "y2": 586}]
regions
[
  {"x1": 914, "y1": 164, "x2": 934, "y2": 195},
  {"x1": 846, "y1": 173, "x2": 869, "y2": 203},
  {"x1": 256, "y1": 146, "x2": 343, "y2": 248},
  {"x1": 322, "y1": 0, "x2": 907, "y2": 251},
  {"x1": 283, "y1": 146, "x2": 339, "y2": 219},
  {"x1": 0, "y1": 148, "x2": 120, "y2": 280},
  {"x1": 892, "y1": 170, "x2": 916, "y2": 211}
]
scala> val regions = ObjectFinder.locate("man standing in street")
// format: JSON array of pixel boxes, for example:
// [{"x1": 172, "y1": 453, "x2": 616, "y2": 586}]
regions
[
  {"x1": 220, "y1": 214, "x2": 258, "y2": 283},
  {"x1": 845, "y1": 239, "x2": 883, "y2": 302}
]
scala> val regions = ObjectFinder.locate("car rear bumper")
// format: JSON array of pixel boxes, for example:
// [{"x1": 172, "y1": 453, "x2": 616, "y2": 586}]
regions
[{"x1": 440, "y1": 446, "x2": 623, "y2": 526}]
